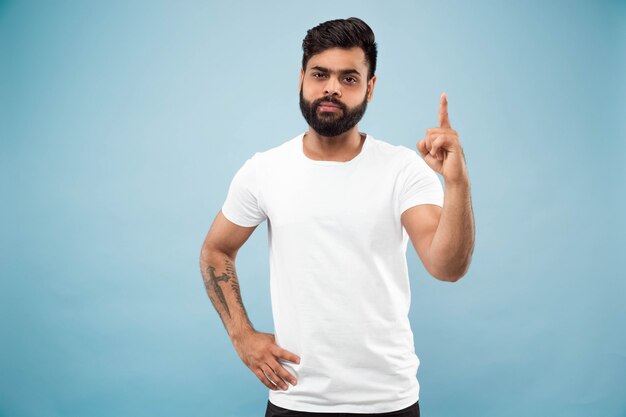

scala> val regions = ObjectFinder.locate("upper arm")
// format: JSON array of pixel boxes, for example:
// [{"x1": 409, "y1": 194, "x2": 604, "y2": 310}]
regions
[
  {"x1": 201, "y1": 210, "x2": 259, "y2": 259},
  {"x1": 401, "y1": 204, "x2": 441, "y2": 271}
]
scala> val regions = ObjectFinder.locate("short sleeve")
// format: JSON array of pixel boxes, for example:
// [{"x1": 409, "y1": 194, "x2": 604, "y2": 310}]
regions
[
  {"x1": 398, "y1": 151, "x2": 444, "y2": 216},
  {"x1": 221, "y1": 153, "x2": 267, "y2": 227}
]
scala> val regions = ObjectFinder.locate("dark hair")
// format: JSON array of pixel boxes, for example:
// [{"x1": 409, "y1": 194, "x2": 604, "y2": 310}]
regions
[{"x1": 302, "y1": 17, "x2": 377, "y2": 80}]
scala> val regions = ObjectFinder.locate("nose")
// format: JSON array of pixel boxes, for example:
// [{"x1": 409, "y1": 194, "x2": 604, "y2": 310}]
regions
[{"x1": 323, "y1": 77, "x2": 342, "y2": 97}]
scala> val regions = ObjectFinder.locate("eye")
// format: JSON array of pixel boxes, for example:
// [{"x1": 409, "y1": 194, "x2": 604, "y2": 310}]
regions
[
  {"x1": 312, "y1": 72, "x2": 327, "y2": 79},
  {"x1": 344, "y1": 76, "x2": 357, "y2": 84}
]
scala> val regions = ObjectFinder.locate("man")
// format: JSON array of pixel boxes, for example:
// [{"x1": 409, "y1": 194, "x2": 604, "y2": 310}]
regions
[{"x1": 200, "y1": 17, "x2": 475, "y2": 417}]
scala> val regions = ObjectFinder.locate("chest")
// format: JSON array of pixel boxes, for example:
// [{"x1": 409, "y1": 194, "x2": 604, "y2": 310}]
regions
[{"x1": 261, "y1": 165, "x2": 402, "y2": 240}]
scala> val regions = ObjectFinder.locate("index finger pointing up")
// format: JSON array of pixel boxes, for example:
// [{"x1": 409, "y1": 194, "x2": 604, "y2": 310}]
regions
[{"x1": 439, "y1": 92, "x2": 451, "y2": 128}]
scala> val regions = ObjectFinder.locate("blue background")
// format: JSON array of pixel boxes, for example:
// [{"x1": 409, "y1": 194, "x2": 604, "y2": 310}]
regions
[{"x1": 1, "y1": 1, "x2": 624, "y2": 416}]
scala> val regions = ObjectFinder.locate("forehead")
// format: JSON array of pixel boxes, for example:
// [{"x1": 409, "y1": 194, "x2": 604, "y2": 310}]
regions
[{"x1": 305, "y1": 47, "x2": 367, "y2": 72}]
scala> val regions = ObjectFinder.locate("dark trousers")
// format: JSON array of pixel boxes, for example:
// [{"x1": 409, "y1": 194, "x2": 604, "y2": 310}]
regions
[{"x1": 265, "y1": 400, "x2": 420, "y2": 417}]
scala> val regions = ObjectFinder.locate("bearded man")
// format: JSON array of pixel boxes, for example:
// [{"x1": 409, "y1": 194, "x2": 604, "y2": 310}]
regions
[{"x1": 200, "y1": 17, "x2": 475, "y2": 417}]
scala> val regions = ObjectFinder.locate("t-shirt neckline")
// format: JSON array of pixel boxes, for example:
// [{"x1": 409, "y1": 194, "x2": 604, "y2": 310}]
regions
[{"x1": 298, "y1": 132, "x2": 371, "y2": 166}]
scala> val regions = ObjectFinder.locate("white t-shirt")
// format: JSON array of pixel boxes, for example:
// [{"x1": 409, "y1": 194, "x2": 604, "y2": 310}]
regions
[{"x1": 221, "y1": 131, "x2": 444, "y2": 414}]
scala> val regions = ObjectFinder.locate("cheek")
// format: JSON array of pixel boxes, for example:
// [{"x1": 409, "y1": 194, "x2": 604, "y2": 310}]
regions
[
  {"x1": 346, "y1": 88, "x2": 369, "y2": 105},
  {"x1": 301, "y1": 81, "x2": 320, "y2": 97}
]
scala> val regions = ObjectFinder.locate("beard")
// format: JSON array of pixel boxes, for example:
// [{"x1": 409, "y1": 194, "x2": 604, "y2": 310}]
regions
[{"x1": 299, "y1": 88, "x2": 368, "y2": 137}]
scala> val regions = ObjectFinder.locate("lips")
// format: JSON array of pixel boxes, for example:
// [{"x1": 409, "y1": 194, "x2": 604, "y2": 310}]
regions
[{"x1": 318, "y1": 101, "x2": 342, "y2": 112}]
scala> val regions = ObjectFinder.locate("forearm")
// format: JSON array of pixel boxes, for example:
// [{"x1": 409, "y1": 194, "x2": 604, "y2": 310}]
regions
[
  {"x1": 199, "y1": 248, "x2": 255, "y2": 341},
  {"x1": 428, "y1": 179, "x2": 475, "y2": 281}
]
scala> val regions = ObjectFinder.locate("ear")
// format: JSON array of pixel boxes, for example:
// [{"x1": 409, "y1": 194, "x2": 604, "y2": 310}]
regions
[
  {"x1": 298, "y1": 68, "x2": 304, "y2": 92},
  {"x1": 366, "y1": 75, "x2": 377, "y2": 102}
]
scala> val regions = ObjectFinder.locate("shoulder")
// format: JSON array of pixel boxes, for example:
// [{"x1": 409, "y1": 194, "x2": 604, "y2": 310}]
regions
[
  {"x1": 249, "y1": 133, "x2": 302, "y2": 165},
  {"x1": 367, "y1": 134, "x2": 424, "y2": 167}
]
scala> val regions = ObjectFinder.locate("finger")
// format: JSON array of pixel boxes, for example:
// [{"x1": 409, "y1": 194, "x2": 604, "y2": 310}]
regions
[
  {"x1": 261, "y1": 364, "x2": 282, "y2": 390},
  {"x1": 417, "y1": 139, "x2": 428, "y2": 157},
  {"x1": 439, "y1": 92, "x2": 451, "y2": 128},
  {"x1": 254, "y1": 368, "x2": 279, "y2": 391},
  {"x1": 272, "y1": 346, "x2": 300, "y2": 384},
  {"x1": 430, "y1": 135, "x2": 447, "y2": 160},
  {"x1": 270, "y1": 358, "x2": 298, "y2": 387},
  {"x1": 421, "y1": 151, "x2": 441, "y2": 170},
  {"x1": 425, "y1": 130, "x2": 457, "y2": 153},
  {"x1": 263, "y1": 363, "x2": 288, "y2": 390},
  {"x1": 424, "y1": 133, "x2": 434, "y2": 155},
  {"x1": 429, "y1": 135, "x2": 441, "y2": 156},
  {"x1": 273, "y1": 345, "x2": 301, "y2": 364},
  {"x1": 427, "y1": 127, "x2": 457, "y2": 136}
]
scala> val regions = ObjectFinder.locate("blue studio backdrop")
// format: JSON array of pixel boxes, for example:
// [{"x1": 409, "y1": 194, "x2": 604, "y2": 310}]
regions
[{"x1": 1, "y1": 1, "x2": 625, "y2": 416}]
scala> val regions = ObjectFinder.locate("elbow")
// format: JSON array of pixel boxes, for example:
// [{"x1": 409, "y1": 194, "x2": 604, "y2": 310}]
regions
[
  {"x1": 429, "y1": 257, "x2": 472, "y2": 283},
  {"x1": 199, "y1": 242, "x2": 236, "y2": 265},
  {"x1": 435, "y1": 271, "x2": 465, "y2": 283},
  {"x1": 199, "y1": 242, "x2": 211, "y2": 266},
  {"x1": 432, "y1": 271, "x2": 464, "y2": 283},
  {"x1": 199, "y1": 242, "x2": 217, "y2": 270}
]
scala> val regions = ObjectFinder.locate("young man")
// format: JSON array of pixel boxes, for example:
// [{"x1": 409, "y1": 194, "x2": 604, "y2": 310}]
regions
[{"x1": 200, "y1": 17, "x2": 475, "y2": 417}]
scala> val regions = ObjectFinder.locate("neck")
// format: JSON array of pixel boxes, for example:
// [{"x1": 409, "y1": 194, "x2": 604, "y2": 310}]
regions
[{"x1": 303, "y1": 126, "x2": 365, "y2": 162}]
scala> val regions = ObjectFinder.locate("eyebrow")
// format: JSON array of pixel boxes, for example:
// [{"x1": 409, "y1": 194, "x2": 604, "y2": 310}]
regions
[{"x1": 310, "y1": 66, "x2": 361, "y2": 76}]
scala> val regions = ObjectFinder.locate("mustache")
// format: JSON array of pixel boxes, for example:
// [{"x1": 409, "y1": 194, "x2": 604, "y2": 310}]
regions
[{"x1": 313, "y1": 96, "x2": 347, "y2": 110}]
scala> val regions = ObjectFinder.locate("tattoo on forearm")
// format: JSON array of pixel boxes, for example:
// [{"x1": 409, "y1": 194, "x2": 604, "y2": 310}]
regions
[
  {"x1": 203, "y1": 257, "x2": 253, "y2": 330},
  {"x1": 227, "y1": 259, "x2": 254, "y2": 329},
  {"x1": 226, "y1": 259, "x2": 245, "y2": 311},
  {"x1": 205, "y1": 262, "x2": 232, "y2": 318}
]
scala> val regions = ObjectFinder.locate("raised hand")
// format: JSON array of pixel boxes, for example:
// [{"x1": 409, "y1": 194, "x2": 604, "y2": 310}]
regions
[
  {"x1": 232, "y1": 330, "x2": 300, "y2": 391},
  {"x1": 417, "y1": 92, "x2": 468, "y2": 184}
]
